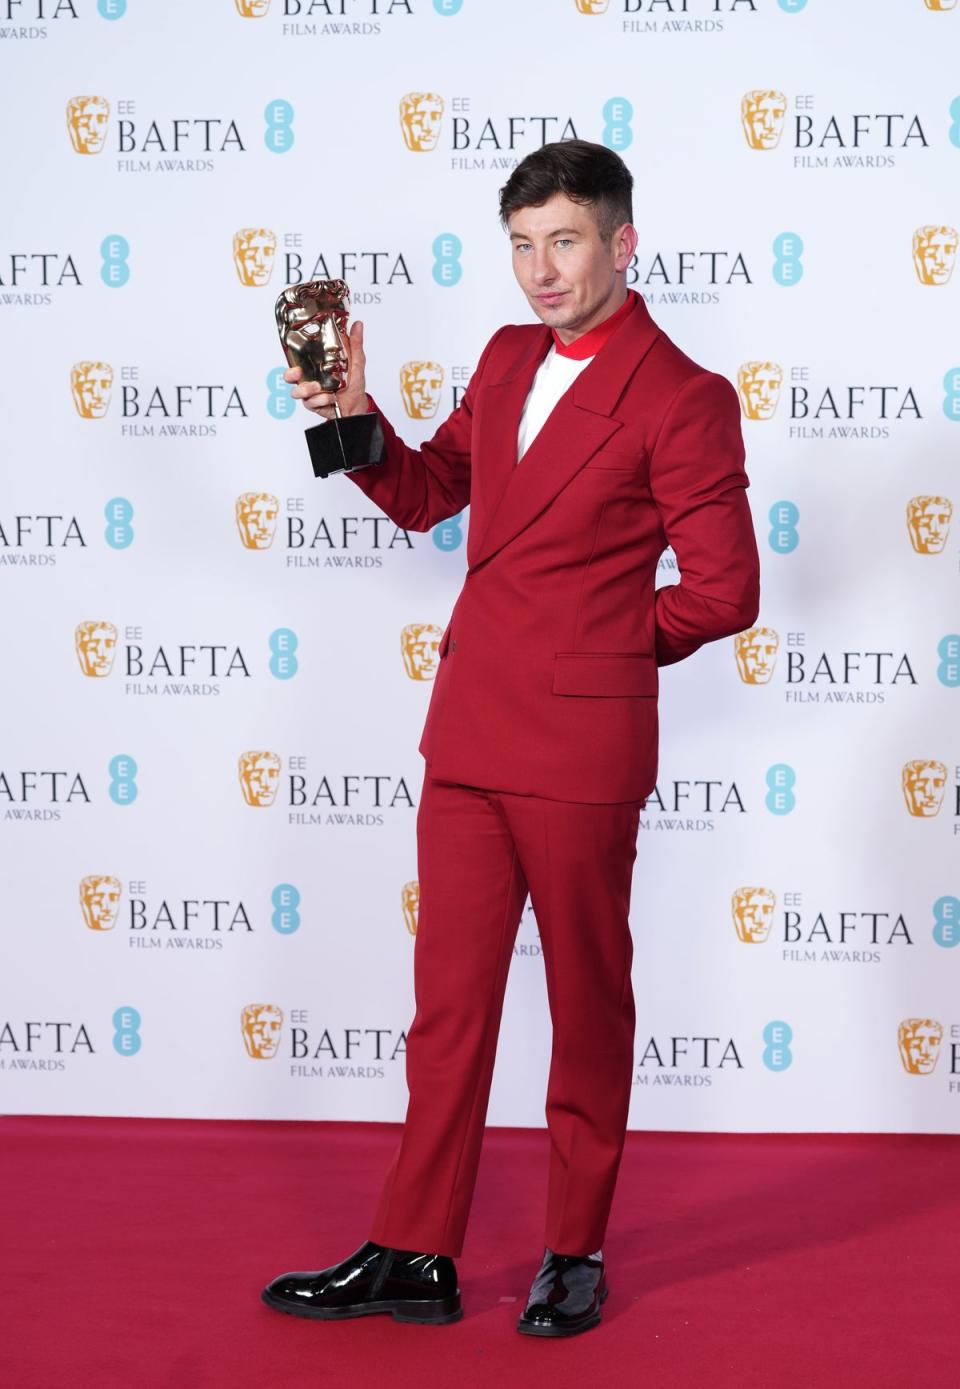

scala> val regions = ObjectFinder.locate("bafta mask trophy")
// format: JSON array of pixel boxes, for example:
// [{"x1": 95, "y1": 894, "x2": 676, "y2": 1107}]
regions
[{"x1": 275, "y1": 279, "x2": 383, "y2": 479}]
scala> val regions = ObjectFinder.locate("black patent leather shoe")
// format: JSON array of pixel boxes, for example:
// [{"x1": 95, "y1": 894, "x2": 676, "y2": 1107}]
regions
[
  {"x1": 261, "y1": 1240, "x2": 462, "y2": 1324},
  {"x1": 516, "y1": 1248, "x2": 607, "y2": 1338}
]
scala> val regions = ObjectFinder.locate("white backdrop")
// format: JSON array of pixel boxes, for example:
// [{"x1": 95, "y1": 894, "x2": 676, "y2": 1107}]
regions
[{"x1": 2, "y1": 0, "x2": 959, "y2": 1133}]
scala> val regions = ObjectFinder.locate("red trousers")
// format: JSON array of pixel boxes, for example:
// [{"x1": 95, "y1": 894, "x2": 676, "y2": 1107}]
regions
[{"x1": 369, "y1": 773, "x2": 642, "y2": 1258}]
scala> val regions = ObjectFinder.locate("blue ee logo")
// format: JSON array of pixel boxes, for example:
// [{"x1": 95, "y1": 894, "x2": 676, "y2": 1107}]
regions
[
  {"x1": 433, "y1": 233, "x2": 462, "y2": 287},
  {"x1": 433, "y1": 511, "x2": 464, "y2": 550},
  {"x1": 773, "y1": 232, "x2": 803, "y2": 286},
  {"x1": 97, "y1": 0, "x2": 127, "y2": 17},
  {"x1": 268, "y1": 628, "x2": 299, "y2": 679},
  {"x1": 765, "y1": 764, "x2": 796, "y2": 815},
  {"x1": 271, "y1": 883, "x2": 301, "y2": 935},
  {"x1": 949, "y1": 97, "x2": 960, "y2": 151},
  {"x1": 104, "y1": 497, "x2": 134, "y2": 549},
  {"x1": 267, "y1": 367, "x2": 295, "y2": 420},
  {"x1": 762, "y1": 1020, "x2": 793, "y2": 1071},
  {"x1": 432, "y1": 0, "x2": 463, "y2": 15},
  {"x1": 101, "y1": 235, "x2": 130, "y2": 288},
  {"x1": 933, "y1": 896, "x2": 960, "y2": 949},
  {"x1": 768, "y1": 500, "x2": 799, "y2": 553},
  {"x1": 937, "y1": 634, "x2": 960, "y2": 687},
  {"x1": 602, "y1": 97, "x2": 632, "y2": 152},
  {"x1": 113, "y1": 1006, "x2": 141, "y2": 1056},
  {"x1": 777, "y1": 0, "x2": 807, "y2": 12},
  {"x1": 265, "y1": 100, "x2": 294, "y2": 154},
  {"x1": 109, "y1": 754, "x2": 138, "y2": 806},
  {"x1": 943, "y1": 368, "x2": 960, "y2": 422}
]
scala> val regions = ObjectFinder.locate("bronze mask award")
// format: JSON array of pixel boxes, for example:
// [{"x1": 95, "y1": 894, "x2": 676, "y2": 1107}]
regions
[{"x1": 275, "y1": 279, "x2": 383, "y2": 479}]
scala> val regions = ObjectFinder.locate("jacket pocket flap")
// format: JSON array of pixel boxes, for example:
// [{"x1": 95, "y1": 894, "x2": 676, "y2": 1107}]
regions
[{"x1": 553, "y1": 652, "x2": 658, "y2": 697}]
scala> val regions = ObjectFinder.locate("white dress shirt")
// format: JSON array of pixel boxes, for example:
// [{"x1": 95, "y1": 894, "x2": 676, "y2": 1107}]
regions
[{"x1": 516, "y1": 345, "x2": 595, "y2": 462}]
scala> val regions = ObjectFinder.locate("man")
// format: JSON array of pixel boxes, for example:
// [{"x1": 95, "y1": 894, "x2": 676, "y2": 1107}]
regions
[{"x1": 262, "y1": 139, "x2": 760, "y2": 1337}]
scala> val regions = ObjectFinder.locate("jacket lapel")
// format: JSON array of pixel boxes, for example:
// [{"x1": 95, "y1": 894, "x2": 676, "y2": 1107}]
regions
[{"x1": 468, "y1": 295, "x2": 661, "y2": 571}]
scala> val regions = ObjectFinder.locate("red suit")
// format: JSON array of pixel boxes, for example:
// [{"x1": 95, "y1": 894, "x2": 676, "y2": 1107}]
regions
[{"x1": 346, "y1": 293, "x2": 760, "y2": 1256}]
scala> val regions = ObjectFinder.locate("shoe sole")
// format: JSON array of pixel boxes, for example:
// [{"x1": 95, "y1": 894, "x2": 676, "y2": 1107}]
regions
[
  {"x1": 261, "y1": 1286, "x2": 463, "y2": 1325},
  {"x1": 515, "y1": 1286, "x2": 608, "y2": 1338}
]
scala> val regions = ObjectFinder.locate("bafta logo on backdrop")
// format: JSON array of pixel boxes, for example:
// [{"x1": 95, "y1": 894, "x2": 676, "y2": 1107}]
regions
[
  {"x1": 401, "y1": 624, "x2": 443, "y2": 681},
  {"x1": 66, "y1": 96, "x2": 110, "y2": 155},
  {"x1": 897, "y1": 1019, "x2": 943, "y2": 1074},
  {"x1": 400, "y1": 361, "x2": 444, "y2": 420},
  {"x1": 399, "y1": 93, "x2": 444, "y2": 151},
  {"x1": 740, "y1": 91, "x2": 787, "y2": 150},
  {"x1": 901, "y1": 761, "x2": 947, "y2": 817},
  {"x1": 238, "y1": 751, "x2": 282, "y2": 807},
  {"x1": 734, "y1": 627, "x2": 779, "y2": 685},
  {"x1": 907, "y1": 496, "x2": 953, "y2": 554},
  {"x1": 737, "y1": 362, "x2": 783, "y2": 420},
  {"x1": 236, "y1": 493, "x2": 279, "y2": 549},
  {"x1": 75, "y1": 621, "x2": 118, "y2": 678},
  {"x1": 71, "y1": 362, "x2": 114, "y2": 419},
  {"x1": 402, "y1": 881, "x2": 419, "y2": 936},
  {"x1": 924, "y1": 0, "x2": 957, "y2": 11},
  {"x1": 913, "y1": 226, "x2": 957, "y2": 284},
  {"x1": 574, "y1": 0, "x2": 610, "y2": 11},
  {"x1": 241, "y1": 1004, "x2": 283, "y2": 1059},
  {"x1": 235, "y1": 0, "x2": 271, "y2": 14},
  {"x1": 233, "y1": 229, "x2": 277, "y2": 286},
  {"x1": 80, "y1": 875, "x2": 122, "y2": 931},
  {"x1": 731, "y1": 887, "x2": 776, "y2": 943}
]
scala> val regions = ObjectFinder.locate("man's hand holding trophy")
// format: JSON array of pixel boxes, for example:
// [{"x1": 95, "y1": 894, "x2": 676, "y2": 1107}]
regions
[{"x1": 275, "y1": 279, "x2": 384, "y2": 479}]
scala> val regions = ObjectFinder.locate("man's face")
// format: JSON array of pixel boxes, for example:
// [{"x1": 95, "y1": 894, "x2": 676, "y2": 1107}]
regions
[{"x1": 507, "y1": 192, "x2": 637, "y2": 340}]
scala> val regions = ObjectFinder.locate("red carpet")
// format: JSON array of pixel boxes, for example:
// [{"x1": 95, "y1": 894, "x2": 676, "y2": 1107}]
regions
[{"x1": 0, "y1": 1119, "x2": 956, "y2": 1388}]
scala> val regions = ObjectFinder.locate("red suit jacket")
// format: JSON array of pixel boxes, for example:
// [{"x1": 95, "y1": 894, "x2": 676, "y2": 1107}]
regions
[{"x1": 348, "y1": 294, "x2": 761, "y2": 802}]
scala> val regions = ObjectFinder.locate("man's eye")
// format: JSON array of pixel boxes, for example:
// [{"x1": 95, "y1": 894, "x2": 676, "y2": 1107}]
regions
[
  {"x1": 556, "y1": 239, "x2": 573, "y2": 249},
  {"x1": 515, "y1": 243, "x2": 531, "y2": 253}
]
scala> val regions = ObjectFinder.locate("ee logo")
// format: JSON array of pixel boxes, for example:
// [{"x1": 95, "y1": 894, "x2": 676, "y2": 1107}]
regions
[
  {"x1": 765, "y1": 763, "x2": 796, "y2": 815},
  {"x1": 773, "y1": 232, "x2": 803, "y2": 286},
  {"x1": 933, "y1": 896, "x2": 960, "y2": 949},
  {"x1": 602, "y1": 97, "x2": 633, "y2": 152},
  {"x1": 433, "y1": 511, "x2": 464, "y2": 551},
  {"x1": 432, "y1": 233, "x2": 462, "y2": 287},
  {"x1": 768, "y1": 500, "x2": 799, "y2": 553},
  {"x1": 762, "y1": 1020, "x2": 793, "y2": 1071},
  {"x1": 109, "y1": 754, "x2": 138, "y2": 806},
  {"x1": 937, "y1": 634, "x2": 960, "y2": 688},
  {"x1": 265, "y1": 100, "x2": 294, "y2": 154},
  {"x1": 942, "y1": 368, "x2": 960, "y2": 423},
  {"x1": 104, "y1": 497, "x2": 134, "y2": 549},
  {"x1": 271, "y1": 883, "x2": 301, "y2": 935},
  {"x1": 113, "y1": 1006, "x2": 141, "y2": 1056},
  {"x1": 100, "y1": 235, "x2": 130, "y2": 288},
  {"x1": 266, "y1": 367, "x2": 295, "y2": 420},
  {"x1": 268, "y1": 628, "x2": 299, "y2": 679}
]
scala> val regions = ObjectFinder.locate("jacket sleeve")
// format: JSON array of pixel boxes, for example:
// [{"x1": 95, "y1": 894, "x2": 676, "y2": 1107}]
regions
[
  {"x1": 649, "y1": 371, "x2": 761, "y2": 667},
  {"x1": 342, "y1": 326, "x2": 507, "y2": 533}
]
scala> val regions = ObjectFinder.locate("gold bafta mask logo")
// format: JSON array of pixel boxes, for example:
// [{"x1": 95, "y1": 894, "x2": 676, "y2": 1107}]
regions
[
  {"x1": 400, "y1": 361, "x2": 444, "y2": 420},
  {"x1": 913, "y1": 225, "x2": 958, "y2": 285},
  {"x1": 901, "y1": 760, "x2": 948, "y2": 817},
  {"x1": 235, "y1": 492, "x2": 279, "y2": 550},
  {"x1": 235, "y1": 0, "x2": 271, "y2": 14},
  {"x1": 79, "y1": 875, "x2": 122, "y2": 931},
  {"x1": 734, "y1": 626, "x2": 779, "y2": 685},
  {"x1": 399, "y1": 93, "x2": 444, "y2": 152},
  {"x1": 75, "y1": 620, "x2": 118, "y2": 678},
  {"x1": 924, "y1": 1, "x2": 958, "y2": 10},
  {"x1": 897, "y1": 1018, "x2": 943, "y2": 1074},
  {"x1": 731, "y1": 887, "x2": 776, "y2": 944},
  {"x1": 401, "y1": 623, "x2": 443, "y2": 682},
  {"x1": 66, "y1": 96, "x2": 110, "y2": 155},
  {"x1": 71, "y1": 361, "x2": 114, "y2": 419},
  {"x1": 241, "y1": 1004, "x2": 283, "y2": 1059},
  {"x1": 741, "y1": 90, "x2": 787, "y2": 150},
  {"x1": 233, "y1": 228, "x2": 277, "y2": 287},
  {"x1": 737, "y1": 362, "x2": 784, "y2": 421},
  {"x1": 907, "y1": 496, "x2": 953, "y2": 554},
  {"x1": 238, "y1": 751, "x2": 282, "y2": 807},
  {"x1": 402, "y1": 880, "x2": 420, "y2": 936},
  {"x1": 575, "y1": 0, "x2": 610, "y2": 10}
]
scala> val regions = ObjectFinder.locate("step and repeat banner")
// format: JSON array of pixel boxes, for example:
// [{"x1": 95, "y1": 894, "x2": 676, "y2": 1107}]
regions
[{"x1": 2, "y1": 0, "x2": 958, "y2": 1133}]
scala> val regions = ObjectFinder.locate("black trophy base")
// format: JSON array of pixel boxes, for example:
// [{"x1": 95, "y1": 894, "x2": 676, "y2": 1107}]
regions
[{"x1": 305, "y1": 411, "x2": 384, "y2": 479}]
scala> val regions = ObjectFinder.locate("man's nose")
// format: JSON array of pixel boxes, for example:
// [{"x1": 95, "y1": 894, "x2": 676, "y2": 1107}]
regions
[{"x1": 530, "y1": 251, "x2": 558, "y2": 284}]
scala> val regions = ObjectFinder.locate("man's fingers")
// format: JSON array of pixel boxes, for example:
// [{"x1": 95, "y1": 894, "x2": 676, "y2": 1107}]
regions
[
  {"x1": 350, "y1": 320, "x2": 365, "y2": 372},
  {"x1": 283, "y1": 365, "x2": 303, "y2": 384}
]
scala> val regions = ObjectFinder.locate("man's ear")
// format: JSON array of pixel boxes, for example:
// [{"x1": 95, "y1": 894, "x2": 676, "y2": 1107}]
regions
[{"x1": 613, "y1": 223, "x2": 639, "y2": 273}]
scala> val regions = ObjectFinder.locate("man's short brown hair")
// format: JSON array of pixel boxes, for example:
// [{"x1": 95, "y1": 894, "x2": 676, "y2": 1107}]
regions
[{"x1": 499, "y1": 139, "x2": 634, "y2": 242}]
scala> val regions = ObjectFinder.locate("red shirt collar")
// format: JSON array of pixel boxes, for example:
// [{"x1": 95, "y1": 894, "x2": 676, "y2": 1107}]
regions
[{"x1": 551, "y1": 289, "x2": 637, "y2": 361}]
